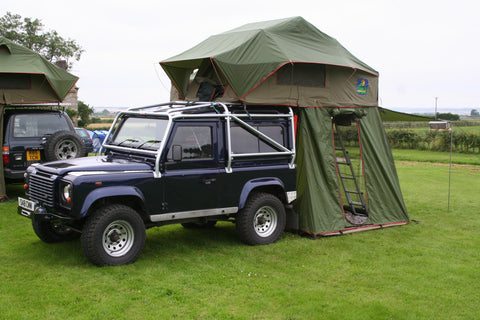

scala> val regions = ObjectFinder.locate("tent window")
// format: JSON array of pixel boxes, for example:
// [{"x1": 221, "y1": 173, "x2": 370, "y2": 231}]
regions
[
  {"x1": 277, "y1": 63, "x2": 325, "y2": 87},
  {"x1": 0, "y1": 73, "x2": 31, "y2": 90}
]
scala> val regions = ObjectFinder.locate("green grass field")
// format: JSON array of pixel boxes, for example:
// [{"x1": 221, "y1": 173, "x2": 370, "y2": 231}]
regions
[{"x1": 1, "y1": 150, "x2": 479, "y2": 319}]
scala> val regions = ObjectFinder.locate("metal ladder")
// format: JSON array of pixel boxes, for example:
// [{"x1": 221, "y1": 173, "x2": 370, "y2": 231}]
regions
[{"x1": 333, "y1": 126, "x2": 368, "y2": 216}]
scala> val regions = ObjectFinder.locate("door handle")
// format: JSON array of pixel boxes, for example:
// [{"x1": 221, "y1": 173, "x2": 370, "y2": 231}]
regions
[{"x1": 202, "y1": 177, "x2": 216, "y2": 185}]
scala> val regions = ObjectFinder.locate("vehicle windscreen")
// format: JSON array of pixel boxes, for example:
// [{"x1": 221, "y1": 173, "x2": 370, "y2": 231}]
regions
[
  {"x1": 111, "y1": 116, "x2": 168, "y2": 150},
  {"x1": 13, "y1": 113, "x2": 70, "y2": 138}
]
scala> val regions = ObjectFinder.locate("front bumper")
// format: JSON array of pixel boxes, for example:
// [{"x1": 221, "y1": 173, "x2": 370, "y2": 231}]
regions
[{"x1": 17, "y1": 197, "x2": 72, "y2": 221}]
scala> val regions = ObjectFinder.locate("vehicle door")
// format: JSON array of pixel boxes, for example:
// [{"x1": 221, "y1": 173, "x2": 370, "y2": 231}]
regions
[{"x1": 161, "y1": 121, "x2": 221, "y2": 213}]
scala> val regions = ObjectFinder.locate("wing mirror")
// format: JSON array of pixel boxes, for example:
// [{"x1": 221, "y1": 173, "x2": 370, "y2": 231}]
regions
[{"x1": 172, "y1": 145, "x2": 183, "y2": 161}]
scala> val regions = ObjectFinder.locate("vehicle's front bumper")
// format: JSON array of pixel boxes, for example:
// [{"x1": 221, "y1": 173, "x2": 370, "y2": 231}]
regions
[{"x1": 17, "y1": 197, "x2": 72, "y2": 221}]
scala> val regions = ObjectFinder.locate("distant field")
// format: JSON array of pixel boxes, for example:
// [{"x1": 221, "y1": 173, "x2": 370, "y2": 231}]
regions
[
  {"x1": 86, "y1": 122, "x2": 112, "y2": 130},
  {"x1": 392, "y1": 148, "x2": 480, "y2": 165},
  {"x1": 396, "y1": 125, "x2": 480, "y2": 134}
]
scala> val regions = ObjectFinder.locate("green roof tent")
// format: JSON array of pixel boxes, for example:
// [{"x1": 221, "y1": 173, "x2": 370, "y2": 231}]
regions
[
  {"x1": 0, "y1": 37, "x2": 78, "y2": 200},
  {"x1": 160, "y1": 17, "x2": 409, "y2": 236},
  {"x1": 0, "y1": 37, "x2": 78, "y2": 105},
  {"x1": 161, "y1": 16, "x2": 378, "y2": 107}
]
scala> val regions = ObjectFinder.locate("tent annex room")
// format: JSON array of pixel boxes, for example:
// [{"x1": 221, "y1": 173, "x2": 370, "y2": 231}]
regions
[
  {"x1": 0, "y1": 37, "x2": 78, "y2": 199},
  {"x1": 160, "y1": 16, "x2": 409, "y2": 236}
]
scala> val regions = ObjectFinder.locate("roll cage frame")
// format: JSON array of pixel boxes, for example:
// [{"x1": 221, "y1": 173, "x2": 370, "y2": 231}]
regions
[{"x1": 100, "y1": 101, "x2": 296, "y2": 178}]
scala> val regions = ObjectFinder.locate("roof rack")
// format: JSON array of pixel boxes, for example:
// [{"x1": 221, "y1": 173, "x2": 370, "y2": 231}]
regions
[
  {"x1": 4, "y1": 102, "x2": 71, "y2": 111},
  {"x1": 127, "y1": 101, "x2": 291, "y2": 117}
]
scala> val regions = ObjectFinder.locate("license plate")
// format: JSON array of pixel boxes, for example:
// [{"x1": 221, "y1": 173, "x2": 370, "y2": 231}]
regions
[
  {"x1": 18, "y1": 197, "x2": 35, "y2": 211},
  {"x1": 26, "y1": 150, "x2": 41, "y2": 161}
]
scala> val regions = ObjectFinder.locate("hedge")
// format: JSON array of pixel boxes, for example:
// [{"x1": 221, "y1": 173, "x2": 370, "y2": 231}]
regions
[{"x1": 340, "y1": 126, "x2": 480, "y2": 153}]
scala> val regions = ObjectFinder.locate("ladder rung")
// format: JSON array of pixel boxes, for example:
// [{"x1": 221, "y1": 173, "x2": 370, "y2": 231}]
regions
[
  {"x1": 346, "y1": 189, "x2": 361, "y2": 194},
  {"x1": 340, "y1": 175, "x2": 354, "y2": 180},
  {"x1": 350, "y1": 201, "x2": 364, "y2": 206},
  {"x1": 336, "y1": 161, "x2": 350, "y2": 165}
]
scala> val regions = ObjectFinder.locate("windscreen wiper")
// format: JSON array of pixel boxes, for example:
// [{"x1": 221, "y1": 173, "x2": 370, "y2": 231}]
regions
[
  {"x1": 117, "y1": 138, "x2": 139, "y2": 146},
  {"x1": 135, "y1": 140, "x2": 161, "y2": 149}
]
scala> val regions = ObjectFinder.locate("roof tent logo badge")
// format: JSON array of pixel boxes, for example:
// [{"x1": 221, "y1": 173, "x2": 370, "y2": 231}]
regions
[{"x1": 356, "y1": 79, "x2": 369, "y2": 95}]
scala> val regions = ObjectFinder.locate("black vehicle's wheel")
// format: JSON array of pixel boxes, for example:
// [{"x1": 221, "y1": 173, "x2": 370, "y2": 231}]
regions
[
  {"x1": 45, "y1": 130, "x2": 85, "y2": 161},
  {"x1": 32, "y1": 218, "x2": 80, "y2": 243},
  {"x1": 81, "y1": 204, "x2": 146, "y2": 266},
  {"x1": 236, "y1": 193, "x2": 286, "y2": 245},
  {"x1": 181, "y1": 220, "x2": 217, "y2": 229}
]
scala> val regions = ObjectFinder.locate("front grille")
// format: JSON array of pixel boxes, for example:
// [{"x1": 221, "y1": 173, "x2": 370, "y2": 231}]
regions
[{"x1": 28, "y1": 170, "x2": 56, "y2": 207}]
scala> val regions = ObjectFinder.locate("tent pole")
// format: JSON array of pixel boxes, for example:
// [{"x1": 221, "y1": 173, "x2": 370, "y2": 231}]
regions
[{"x1": 447, "y1": 125, "x2": 453, "y2": 213}]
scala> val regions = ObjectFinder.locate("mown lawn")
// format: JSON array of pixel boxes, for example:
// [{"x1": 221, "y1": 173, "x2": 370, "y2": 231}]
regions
[{"x1": 0, "y1": 151, "x2": 479, "y2": 319}]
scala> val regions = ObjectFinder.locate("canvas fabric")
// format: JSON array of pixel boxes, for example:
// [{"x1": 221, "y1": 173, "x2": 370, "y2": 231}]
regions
[
  {"x1": 0, "y1": 37, "x2": 78, "y2": 104},
  {"x1": 294, "y1": 106, "x2": 409, "y2": 235},
  {"x1": 160, "y1": 17, "x2": 378, "y2": 107}
]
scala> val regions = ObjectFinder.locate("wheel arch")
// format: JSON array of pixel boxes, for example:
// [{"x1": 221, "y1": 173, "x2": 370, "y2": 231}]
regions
[
  {"x1": 238, "y1": 178, "x2": 286, "y2": 210},
  {"x1": 80, "y1": 186, "x2": 148, "y2": 220}
]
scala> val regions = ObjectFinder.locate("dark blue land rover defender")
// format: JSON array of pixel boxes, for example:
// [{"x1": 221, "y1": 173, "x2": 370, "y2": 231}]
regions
[{"x1": 18, "y1": 102, "x2": 297, "y2": 266}]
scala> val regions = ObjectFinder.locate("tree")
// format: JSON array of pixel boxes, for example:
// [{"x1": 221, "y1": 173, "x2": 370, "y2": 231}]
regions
[
  {"x1": 65, "y1": 108, "x2": 79, "y2": 123},
  {"x1": 437, "y1": 112, "x2": 460, "y2": 121},
  {"x1": 0, "y1": 12, "x2": 83, "y2": 69},
  {"x1": 101, "y1": 109, "x2": 112, "y2": 116},
  {"x1": 471, "y1": 109, "x2": 479, "y2": 117},
  {"x1": 77, "y1": 101, "x2": 94, "y2": 127}
]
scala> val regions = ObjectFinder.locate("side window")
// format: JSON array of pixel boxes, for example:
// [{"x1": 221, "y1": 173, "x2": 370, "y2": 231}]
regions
[
  {"x1": 168, "y1": 126, "x2": 213, "y2": 160},
  {"x1": 231, "y1": 124, "x2": 285, "y2": 154}
]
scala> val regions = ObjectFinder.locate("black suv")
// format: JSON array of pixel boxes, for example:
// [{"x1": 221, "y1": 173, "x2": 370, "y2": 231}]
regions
[
  {"x1": 3, "y1": 108, "x2": 85, "y2": 181},
  {"x1": 18, "y1": 102, "x2": 297, "y2": 266}
]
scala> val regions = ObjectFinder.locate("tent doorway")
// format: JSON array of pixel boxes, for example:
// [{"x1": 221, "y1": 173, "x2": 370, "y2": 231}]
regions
[{"x1": 333, "y1": 115, "x2": 368, "y2": 225}]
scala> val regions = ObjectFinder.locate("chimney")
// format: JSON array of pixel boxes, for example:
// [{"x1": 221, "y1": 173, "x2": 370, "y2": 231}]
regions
[{"x1": 55, "y1": 60, "x2": 68, "y2": 70}]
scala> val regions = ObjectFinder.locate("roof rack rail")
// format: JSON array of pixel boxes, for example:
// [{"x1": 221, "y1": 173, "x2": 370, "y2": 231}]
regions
[{"x1": 127, "y1": 101, "x2": 291, "y2": 117}]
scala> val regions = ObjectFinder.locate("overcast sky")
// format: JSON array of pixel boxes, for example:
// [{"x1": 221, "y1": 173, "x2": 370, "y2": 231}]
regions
[{"x1": 3, "y1": 0, "x2": 479, "y2": 113}]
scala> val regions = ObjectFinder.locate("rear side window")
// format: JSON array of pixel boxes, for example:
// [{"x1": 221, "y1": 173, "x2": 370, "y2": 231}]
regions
[
  {"x1": 231, "y1": 125, "x2": 285, "y2": 154},
  {"x1": 13, "y1": 113, "x2": 70, "y2": 138}
]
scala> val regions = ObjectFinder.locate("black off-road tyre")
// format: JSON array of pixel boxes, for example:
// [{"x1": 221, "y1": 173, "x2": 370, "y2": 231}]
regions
[
  {"x1": 32, "y1": 218, "x2": 80, "y2": 243},
  {"x1": 81, "y1": 204, "x2": 146, "y2": 266},
  {"x1": 236, "y1": 193, "x2": 286, "y2": 245},
  {"x1": 45, "y1": 130, "x2": 85, "y2": 161}
]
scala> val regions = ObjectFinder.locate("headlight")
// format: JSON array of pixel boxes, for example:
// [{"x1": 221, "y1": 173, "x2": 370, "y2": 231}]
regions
[
  {"x1": 60, "y1": 181, "x2": 73, "y2": 206},
  {"x1": 63, "y1": 184, "x2": 72, "y2": 201}
]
